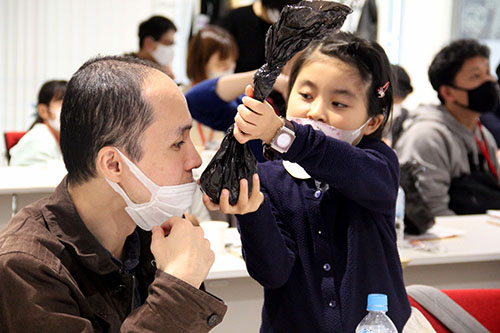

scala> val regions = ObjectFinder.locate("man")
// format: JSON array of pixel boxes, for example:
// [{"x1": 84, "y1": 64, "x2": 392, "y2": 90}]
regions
[
  {"x1": 0, "y1": 56, "x2": 226, "y2": 331},
  {"x1": 396, "y1": 39, "x2": 500, "y2": 233},
  {"x1": 131, "y1": 15, "x2": 177, "y2": 79}
]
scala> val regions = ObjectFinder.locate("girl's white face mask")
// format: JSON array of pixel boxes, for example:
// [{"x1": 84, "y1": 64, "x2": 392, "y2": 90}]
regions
[
  {"x1": 151, "y1": 43, "x2": 175, "y2": 67},
  {"x1": 288, "y1": 117, "x2": 371, "y2": 145},
  {"x1": 105, "y1": 148, "x2": 197, "y2": 231},
  {"x1": 47, "y1": 107, "x2": 61, "y2": 132}
]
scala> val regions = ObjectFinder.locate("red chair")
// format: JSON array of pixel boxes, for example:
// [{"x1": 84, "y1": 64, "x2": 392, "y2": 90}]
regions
[
  {"x1": 4, "y1": 131, "x2": 26, "y2": 162},
  {"x1": 409, "y1": 289, "x2": 500, "y2": 332}
]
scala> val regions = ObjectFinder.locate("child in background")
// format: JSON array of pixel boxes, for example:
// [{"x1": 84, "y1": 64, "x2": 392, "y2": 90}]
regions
[
  {"x1": 386, "y1": 64, "x2": 413, "y2": 147},
  {"x1": 9, "y1": 80, "x2": 67, "y2": 166},
  {"x1": 204, "y1": 32, "x2": 411, "y2": 332}
]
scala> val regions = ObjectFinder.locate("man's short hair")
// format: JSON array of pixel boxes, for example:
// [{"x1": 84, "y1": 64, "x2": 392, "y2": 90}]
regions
[
  {"x1": 138, "y1": 16, "x2": 177, "y2": 49},
  {"x1": 428, "y1": 39, "x2": 490, "y2": 103},
  {"x1": 60, "y1": 56, "x2": 166, "y2": 185}
]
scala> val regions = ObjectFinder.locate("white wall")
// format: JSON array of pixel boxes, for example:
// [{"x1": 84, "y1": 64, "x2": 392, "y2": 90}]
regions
[
  {"x1": 0, "y1": 0, "x2": 194, "y2": 166},
  {"x1": 377, "y1": 0, "x2": 454, "y2": 110}
]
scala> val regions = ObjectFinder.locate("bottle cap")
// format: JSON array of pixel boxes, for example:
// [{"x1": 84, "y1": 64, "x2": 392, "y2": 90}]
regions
[{"x1": 367, "y1": 293, "x2": 388, "y2": 311}]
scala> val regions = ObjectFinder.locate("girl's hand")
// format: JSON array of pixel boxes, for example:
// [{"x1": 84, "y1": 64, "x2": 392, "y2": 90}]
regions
[
  {"x1": 202, "y1": 173, "x2": 264, "y2": 215},
  {"x1": 234, "y1": 85, "x2": 283, "y2": 144}
]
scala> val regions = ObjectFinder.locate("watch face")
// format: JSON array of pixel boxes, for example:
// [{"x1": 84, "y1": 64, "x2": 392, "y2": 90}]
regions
[{"x1": 277, "y1": 133, "x2": 292, "y2": 148}]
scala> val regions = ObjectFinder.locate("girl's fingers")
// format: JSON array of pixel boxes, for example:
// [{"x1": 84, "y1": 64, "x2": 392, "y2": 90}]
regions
[
  {"x1": 237, "y1": 104, "x2": 257, "y2": 125},
  {"x1": 234, "y1": 115, "x2": 253, "y2": 142},
  {"x1": 245, "y1": 84, "x2": 254, "y2": 98},
  {"x1": 237, "y1": 178, "x2": 249, "y2": 209},
  {"x1": 219, "y1": 189, "x2": 233, "y2": 213},
  {"x1": 242, "y1": 96, "x2": 268, "y2": 116},
  {"x1": 202, "y1": 194, "x2": 219, "y2": 211},
  {"x1": 250, "y1": 173, "x2": 264, "y2": 210},
  {"x1": 233, "y1": 124, "x2": 249, "y2": 144}
]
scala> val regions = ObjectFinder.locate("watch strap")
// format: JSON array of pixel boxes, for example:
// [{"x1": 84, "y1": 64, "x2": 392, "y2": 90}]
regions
[{"x1": 263, "y1": 118, "x2": 295, "y2": 161}]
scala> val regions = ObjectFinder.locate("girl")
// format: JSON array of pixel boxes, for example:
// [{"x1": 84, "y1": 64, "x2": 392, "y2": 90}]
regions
[
  {"x1": 204, "y1": 32, "x2": 411, "y2": 332},
  {"x1": 9, "y1": 80, "x2": 67, "y2": 166}
]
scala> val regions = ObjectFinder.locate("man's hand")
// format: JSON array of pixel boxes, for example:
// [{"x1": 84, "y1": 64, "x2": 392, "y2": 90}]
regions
[
  {"x1": 151, "y1": 217, "x2": 213, "y2": 288},
  {"x1": 203, "y1": 173, "x2": 264, "y2": 215},
  {"x1": 234, "y1": 85, "x2": 283, "y2": 144}
]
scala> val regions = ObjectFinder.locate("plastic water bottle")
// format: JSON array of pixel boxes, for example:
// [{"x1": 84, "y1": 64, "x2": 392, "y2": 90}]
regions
[
  {"x1": 395, "y1": 186, "x2": 405, "y2": 244},
  {"x1": 355, "y1": 294, "x2": 397, "y2": 333}
]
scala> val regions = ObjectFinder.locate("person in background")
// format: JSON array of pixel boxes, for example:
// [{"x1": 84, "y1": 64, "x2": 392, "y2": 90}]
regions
[
  {"x1": 385, "y1": 64, "x2": 413, "y2": 147},
  {"x1": 9, "y1": 80, "x2": 67, "y2": 166},
  {"x1": 0, "y1": 56, "x2": 226, "y2": 331},
  {"x1": 204, "y1": 32, "x2": 411, "y2": 332},
  {"x1": 186, "y1": 25, "x2": 238, "y2": 87},
  {"x1": 217, "y1": 0, "x2": 300, "y2": 73},
  {"x1": 396, "y1": 39, "x2": 500, "y2": 224},
  {"x1": 185, "y1": 25, "x2": 238, "y2": 148},
  {"x1": 480, "y1": 61, "x2": 500, "y2": 158},
  {"x1": 127, "y1": 15, "x2": 177, "y2": 80}
]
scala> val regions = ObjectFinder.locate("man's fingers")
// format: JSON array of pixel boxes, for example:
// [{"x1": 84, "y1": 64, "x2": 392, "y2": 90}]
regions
[
  {"x1": 184, "y1": 212, "x2": 200, "y2": 226},
  {"x1": 151, "y1": 225, "x2": 165, "y2": 243}
]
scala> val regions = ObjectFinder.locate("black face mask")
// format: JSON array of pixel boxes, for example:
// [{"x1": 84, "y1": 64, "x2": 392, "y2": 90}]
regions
[{"x1": 452, "y1": 80, "x2": 499, "y2": 113}]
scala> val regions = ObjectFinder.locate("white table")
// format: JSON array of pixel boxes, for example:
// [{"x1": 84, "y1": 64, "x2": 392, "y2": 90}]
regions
[
  {"x1": 0, "y1": 165, "x2": 67, "y2": 227},
  {"x1": 205, "y1": 215, "x2": 500, "y2": 332},
  {"x1": 399, "y1": 214, "x2": 500, "y2": 289}
]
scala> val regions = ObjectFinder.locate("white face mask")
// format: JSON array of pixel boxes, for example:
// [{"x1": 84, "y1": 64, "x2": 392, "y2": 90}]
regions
[
  {"x1": 105, "y1": 148, "x2": 197, "y2": 231},
  {"x1": 208, "y1": 67, "x2": 235, "y2": 79},
  {"x1": 47, "y1": 107, "x2": 61, "y2": 132},
  {"x1": 289, "y1": 117, "x2": 372, "y2": 145},
  {"x1": 151, "y1": 43, "x2": 175, "y2": 66},
  {"x1": 266, "y1": 8, "x2": 281, "y2": 23}
]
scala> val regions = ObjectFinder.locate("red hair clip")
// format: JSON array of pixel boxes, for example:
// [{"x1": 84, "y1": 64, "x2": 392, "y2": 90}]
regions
[{"x1": 377, "y1": 81, "x2": 390, "y2": 98}]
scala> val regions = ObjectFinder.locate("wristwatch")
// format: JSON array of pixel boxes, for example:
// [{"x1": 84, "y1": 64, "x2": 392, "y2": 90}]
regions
[{"x1": 263, "y1": 118, "x2": 296, "y2": 160}]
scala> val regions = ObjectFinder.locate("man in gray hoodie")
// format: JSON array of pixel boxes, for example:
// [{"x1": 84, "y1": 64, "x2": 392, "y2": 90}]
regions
[{"x1": 396, "y1": 39, "x2": 500, "y2": 232}]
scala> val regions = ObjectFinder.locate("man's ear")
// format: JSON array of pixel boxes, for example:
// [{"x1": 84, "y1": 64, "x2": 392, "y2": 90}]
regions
[
  {"x1": 439, "y1": 85, "x2": 456, "y2": 103},
  {"x1": 96, "y1": 147, "x2": 123, "y2": 182},
  {"x1": 37, "y1": 104, "x2": 49, "y2": 121},
  {"x1": 143, "y1": 36, "x2": 156, "y2": 51},
  {"x1": 364, "y1": 114, "x2": 384, "y2": 136}
]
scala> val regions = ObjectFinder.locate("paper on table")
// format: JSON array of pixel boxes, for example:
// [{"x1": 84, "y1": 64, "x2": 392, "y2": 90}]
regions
[
  {"x1": 486, "y1": 210, "x2": 500, "y2": 226},
  {"x1": 405, "y1": 225, "x2": 465, "y2": 241}
]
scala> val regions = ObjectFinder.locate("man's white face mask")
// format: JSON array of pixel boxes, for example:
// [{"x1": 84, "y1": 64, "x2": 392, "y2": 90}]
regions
[
  {"x1": 288, "y1": 117, "x2": 372, "y2": 145},
  {"x1": 151, "y1": 43, "x2": 175, "y2": 67},
  {"x1": 105, "y1": 148, "x2": 197, "y2": 231}
]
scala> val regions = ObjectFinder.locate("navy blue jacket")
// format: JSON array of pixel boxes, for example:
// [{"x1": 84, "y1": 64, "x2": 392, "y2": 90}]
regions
[
  {"x1": 237, "y1": 123, "x2": 411, "y2": 332},
  {"x1": 185, "y1": 78, "x2": 265, "y2": 162}
]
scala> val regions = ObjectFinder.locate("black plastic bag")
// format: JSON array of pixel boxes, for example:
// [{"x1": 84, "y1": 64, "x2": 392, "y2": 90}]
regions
[
  {"x1": 253, "y1": 1, "x2": 352, "y2": 101},
  {"x1": 200, "y1": 124, "x2": 257, "y2": 205},
  {"x1": 399, "y1": 161, "x2": 435, "y2": 235},
  {"x1": 200, "y1": 1, "x2": 352, "y2": 205}
]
